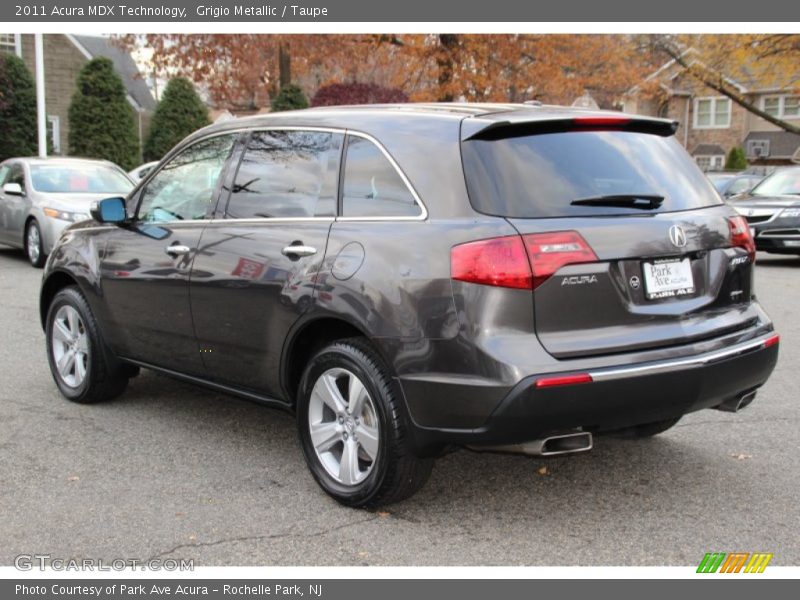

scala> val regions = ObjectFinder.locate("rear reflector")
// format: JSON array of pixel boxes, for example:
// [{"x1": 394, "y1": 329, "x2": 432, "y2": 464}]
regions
[
  {"x1": 764, "y1": 334, "x2": 780, "y2": 348},
  {"x1": 728, "y1": 216, "x2": 756, "y2": 263},
  {"x1": 451, "y1": 230, "x2": 597, "y2": 290},
  {"x1": 535, "y1": 373, "x2": 594, "y2": 388}
]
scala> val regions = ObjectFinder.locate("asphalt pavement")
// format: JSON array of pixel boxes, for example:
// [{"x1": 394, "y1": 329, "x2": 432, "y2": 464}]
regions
[{"x1": 1, "y1": 245, "x2": 798, "y2": 566}]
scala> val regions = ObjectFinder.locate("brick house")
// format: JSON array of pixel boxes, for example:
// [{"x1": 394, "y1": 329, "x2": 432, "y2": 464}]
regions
[
  {"x1": 623, "y1": 49, "x2": 800, "y2": 170},
  {"x1": 0, "y1": 34, "x2": 155, "y2": 162}
]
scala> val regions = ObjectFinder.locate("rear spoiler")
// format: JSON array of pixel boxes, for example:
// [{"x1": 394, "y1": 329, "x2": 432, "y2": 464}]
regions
[{"x1": 462, "y1": 116, "x2": 679, "y2": 141}]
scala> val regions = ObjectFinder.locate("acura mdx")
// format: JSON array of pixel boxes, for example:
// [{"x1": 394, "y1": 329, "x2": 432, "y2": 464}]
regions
[{"x1": 39, "y1": 104, "x2": 780, "y2": 506}]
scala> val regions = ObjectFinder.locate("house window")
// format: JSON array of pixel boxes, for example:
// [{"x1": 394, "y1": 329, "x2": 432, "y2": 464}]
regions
[
  {"x1": 764, "y1": 97, "x2": 781, "y2": 117},
  {"x1": 695, "y1": 155, "x2": 725, "y2": 171},
  {"x1": 47, "y1": 116, "x2": 61, "y2": 154},
  {"x1": 763, "y1": 95, "x2": 800, "y2": 119},
  {"x1": 694, "y1": 97, "x2": 731, "y2": 128},
  {"x1": 0, "y1": 34, "x2": 20, "y2": 56}
]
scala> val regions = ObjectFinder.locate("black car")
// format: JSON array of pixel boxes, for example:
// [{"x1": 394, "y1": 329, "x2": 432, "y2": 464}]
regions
[
  {"x1": 729, "y1": 166, "x2": 800, "y2": 255},
  {"x1": 40, "y1": 104, "x2": 779, "y2": 507}
]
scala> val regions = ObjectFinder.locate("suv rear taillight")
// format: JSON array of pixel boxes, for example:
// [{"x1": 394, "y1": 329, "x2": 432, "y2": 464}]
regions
[
  {"x1": 451, "y1": 235, "x2": 532, "y2": 289},
  {"x1": 728, "y1": 216, "x2": 756, "y2": 263},
  {"x1": 522, "y1": 231, "x2": 598, "y2": 289},
  {"x1": 451, "y1": 231, "x2": 597, "y2": 290}
]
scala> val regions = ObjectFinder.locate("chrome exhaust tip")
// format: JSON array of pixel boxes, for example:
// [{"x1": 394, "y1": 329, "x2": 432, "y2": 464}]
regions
[
  {"x1": 468, "y1": 431, "x2": 593, "y2": 457},
  {"x1": 714, "y1": 391, "x2": 757, "y2": 413}
]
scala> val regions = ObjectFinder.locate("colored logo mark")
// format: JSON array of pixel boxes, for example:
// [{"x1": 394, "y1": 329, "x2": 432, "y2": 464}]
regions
[{"x1": 697, "y1": 552, "x2": 773, "y2": 573}]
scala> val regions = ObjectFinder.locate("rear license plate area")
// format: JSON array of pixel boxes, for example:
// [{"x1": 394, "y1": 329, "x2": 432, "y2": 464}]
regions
[{"x1": 642, "y1": 257, "x2": 695, "y2": 300}]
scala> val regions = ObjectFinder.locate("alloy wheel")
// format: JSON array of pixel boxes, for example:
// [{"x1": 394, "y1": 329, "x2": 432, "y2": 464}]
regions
[
  {"x1": 27, "y1": 223, "x2": 41, "y2": 264},
  {"x1": 51, "y1": 305, "x2": 89, "y2": 388},
  {"x1": 307, "y1": 367, "x2": 380, "y2": 486}
]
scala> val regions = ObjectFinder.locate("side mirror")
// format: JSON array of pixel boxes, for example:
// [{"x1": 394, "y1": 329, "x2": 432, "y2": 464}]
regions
[
  {"x1": 90, "y1": 197, "x2": 127, "y2": 224},
  {"x1": 3, "y1": 182, "x2": 23, "y2": 196}
]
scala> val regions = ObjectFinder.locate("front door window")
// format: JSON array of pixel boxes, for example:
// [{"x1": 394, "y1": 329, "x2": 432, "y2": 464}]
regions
[{"x1": 137, "y1": 134, "x2": 236, "y2": 222}]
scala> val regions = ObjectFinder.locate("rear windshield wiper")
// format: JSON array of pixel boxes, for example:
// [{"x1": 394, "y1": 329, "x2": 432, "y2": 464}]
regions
[{"x1": 570, "y1": 194, "x2": 665, "y2": 209}]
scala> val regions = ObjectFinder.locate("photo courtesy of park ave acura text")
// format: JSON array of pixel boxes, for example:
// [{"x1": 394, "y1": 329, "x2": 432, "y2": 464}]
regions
[{"x1": 0, "y1": 19, "x2": 799, "y2": 574}]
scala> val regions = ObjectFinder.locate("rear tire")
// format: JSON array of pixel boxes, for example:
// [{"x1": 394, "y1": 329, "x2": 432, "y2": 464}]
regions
[
  {"x1": 609, "y1": 416, "x2": 681, "y2": 439},
  {"x1": 45, "y1": 286, "x2": 129, "y2": 403},
  {"x1": 297, "y1": 338, "x2": 433, "y2": 507},
  {"x1": 25, "y1": 220, "x2": 46, "y2": 268}
]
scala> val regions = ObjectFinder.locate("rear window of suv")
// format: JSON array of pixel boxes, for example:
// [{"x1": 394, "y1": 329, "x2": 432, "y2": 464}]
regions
[{"x1": 461, "y1": 130, "x2": 723, "y2": 218}]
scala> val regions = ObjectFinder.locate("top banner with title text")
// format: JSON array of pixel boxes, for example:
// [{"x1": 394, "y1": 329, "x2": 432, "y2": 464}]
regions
[{"x1": 4, "y1": 0, "x2": 800, "y2": 23}]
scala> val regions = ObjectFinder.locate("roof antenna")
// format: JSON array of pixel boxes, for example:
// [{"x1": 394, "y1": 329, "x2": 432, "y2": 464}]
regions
[{"x1": 523, "y1": 100, "x2": 542, "y2": 107}]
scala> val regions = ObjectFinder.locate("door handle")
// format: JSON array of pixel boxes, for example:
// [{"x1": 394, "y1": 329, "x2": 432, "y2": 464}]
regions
[
  {"x1": 166, "y1": 244, "x2": 191, "y2": 256},
  {"x1": 281, "y1": 245, "x2": 317, "y2": 258}
]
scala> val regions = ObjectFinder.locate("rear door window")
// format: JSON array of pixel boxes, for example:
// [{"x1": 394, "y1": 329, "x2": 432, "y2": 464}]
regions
[
  {"x1": 225, "y1": 130, "x2": 343, "y2": 219},
  {"x1": 342, "y1": 136, "x2": 421, "y2": 218},
  {"x1": 461, "y1": 130, "x2": 723, "y2": 218}
]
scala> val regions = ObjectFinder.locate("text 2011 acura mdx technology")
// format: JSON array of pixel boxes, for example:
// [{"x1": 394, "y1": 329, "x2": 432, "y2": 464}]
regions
[{"x1": 40, "y1": 104, "x2": 780, "y2": 507}]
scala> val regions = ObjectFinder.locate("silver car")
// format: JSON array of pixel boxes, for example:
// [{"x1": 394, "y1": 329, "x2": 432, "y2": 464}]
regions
[{"x1": 0, "y1": 157, "x2": 134, "y2": 267}]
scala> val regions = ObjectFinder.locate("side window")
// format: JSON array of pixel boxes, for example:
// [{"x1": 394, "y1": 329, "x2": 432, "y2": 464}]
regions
[
  {"x1": 342, "y1": 136, "x2": 421, "y2": 218},
  {"x1": 728, "y1": 178, "x2": 753, "y2": 195},
  {"x1": 6, "y1": 164, "x2": 25, "y2": 193},
  {"x1": 0, "y1": 165, "x2": 10, "y2": 186},
  {"x1": 137, "y1": 134, "x2": 236, "y2": 223},
  {"x1": 226, "y1": 130, "x2": 342, "y2": 219}
]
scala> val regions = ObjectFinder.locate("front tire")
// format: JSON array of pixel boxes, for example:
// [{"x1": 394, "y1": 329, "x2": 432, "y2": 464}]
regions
[
  {"x1": 45, "y1": 286, "x2": 129, "y2": 403},
  {"x1": 297, "y1": 338, "x2": 433, "y2": 507},
  {"x1": 25, "y1": 220, "x2": 46, "y2": 268}
]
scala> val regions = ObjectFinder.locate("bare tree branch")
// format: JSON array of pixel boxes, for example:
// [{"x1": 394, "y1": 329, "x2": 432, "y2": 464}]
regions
[{"x1": 656, "y1": 38, "x2": 800, "y2": 135}]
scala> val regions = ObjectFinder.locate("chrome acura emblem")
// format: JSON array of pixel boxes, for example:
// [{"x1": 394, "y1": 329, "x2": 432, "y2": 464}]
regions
[{"x1": 668, "y1": 225, "x2": 687, "y2": 248}]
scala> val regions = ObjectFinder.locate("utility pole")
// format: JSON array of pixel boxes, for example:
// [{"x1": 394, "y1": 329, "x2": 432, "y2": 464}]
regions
[{"x1": 34, "y1": 33, "x2": 47, "y2": 158}]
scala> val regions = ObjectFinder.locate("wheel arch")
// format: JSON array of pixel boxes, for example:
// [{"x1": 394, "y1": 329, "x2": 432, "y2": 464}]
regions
[
  {"x1": 23, "y1": 215, "x2": 38, "y2": 248},
  {"x1": 40, "y1": 270, "x2": 81, "y2": 330},
  {"x1": 281, "y1": 315, "x2": 381, "y2": 406}
]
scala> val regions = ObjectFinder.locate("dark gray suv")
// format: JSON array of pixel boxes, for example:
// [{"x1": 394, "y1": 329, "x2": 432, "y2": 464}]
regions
[{"x1": 39, "y1": 104, "x2": 779, "y2": 507}]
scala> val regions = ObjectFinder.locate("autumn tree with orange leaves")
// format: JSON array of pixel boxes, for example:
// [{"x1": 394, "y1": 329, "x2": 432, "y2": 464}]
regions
[{"x1": 117, "y1": 34, "x2": 658, "y2": 111}]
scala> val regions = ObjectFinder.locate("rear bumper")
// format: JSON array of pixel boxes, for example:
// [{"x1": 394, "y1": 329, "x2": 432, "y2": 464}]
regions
[{"x1": 408, "y1": 333, "x2": 779, "y2": 453}]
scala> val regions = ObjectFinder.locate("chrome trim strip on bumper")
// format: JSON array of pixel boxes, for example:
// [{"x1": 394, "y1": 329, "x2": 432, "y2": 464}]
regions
[
  {"x1": 589, "y1": 333, "x2": 775, "y2": 382},
  {"x1": 759, "y1": 229, "x2": 800, "y2": 238}
]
